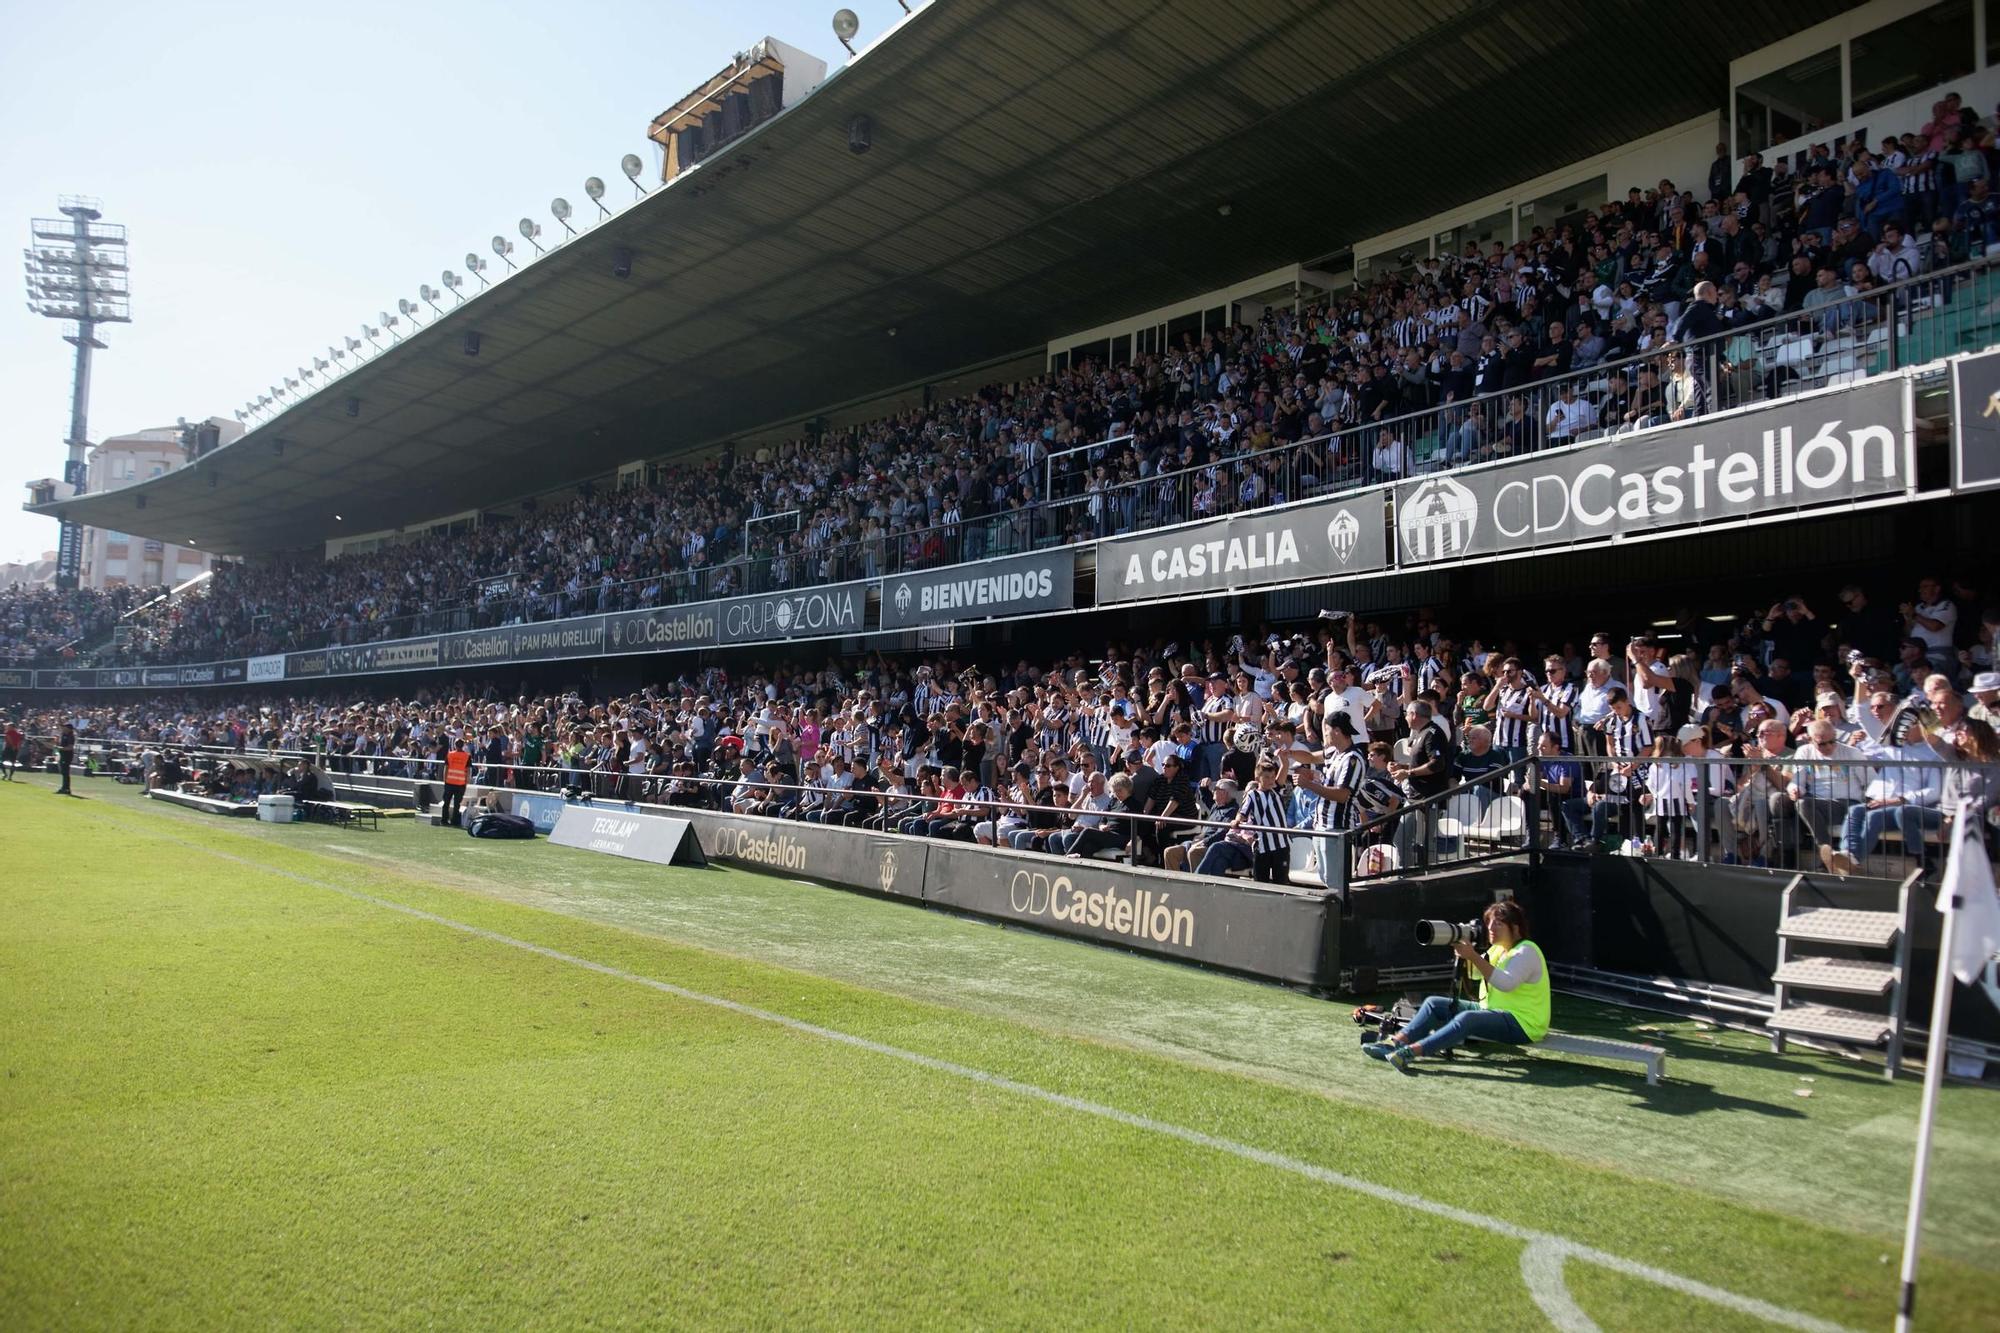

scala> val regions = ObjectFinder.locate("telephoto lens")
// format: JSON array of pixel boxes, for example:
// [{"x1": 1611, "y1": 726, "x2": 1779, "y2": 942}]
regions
[{"x1": 1414, "y1": 918, "x2": 1487, "y2": 948}]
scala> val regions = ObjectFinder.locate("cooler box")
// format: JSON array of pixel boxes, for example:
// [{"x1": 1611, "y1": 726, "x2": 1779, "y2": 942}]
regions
[{"x1": 257, "y1": 794, "x2": 296, "y2": 824}]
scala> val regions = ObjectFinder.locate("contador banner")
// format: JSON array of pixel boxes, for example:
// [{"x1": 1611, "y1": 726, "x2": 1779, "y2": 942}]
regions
[
  {"x1": 878, "y1": 549, "x2": 1076, "y2": 629},
  {"x1": 1097, "y1": 490, "x2": 1391, "y2": 604},
  {"x1": 1393, "y1": 376, "x2": 1911, "y2": 565}
]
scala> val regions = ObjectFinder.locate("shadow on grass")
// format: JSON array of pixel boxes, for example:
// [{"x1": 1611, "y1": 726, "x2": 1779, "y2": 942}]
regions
[{"x1": 1403, "y1": 1050, "x2": 1809, "y2": 1118}]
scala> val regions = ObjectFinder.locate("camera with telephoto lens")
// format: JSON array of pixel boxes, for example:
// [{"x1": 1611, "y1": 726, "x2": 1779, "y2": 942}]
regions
[{"x1": 1414, "y1": 918, "x2": 1488, "y2": 949}]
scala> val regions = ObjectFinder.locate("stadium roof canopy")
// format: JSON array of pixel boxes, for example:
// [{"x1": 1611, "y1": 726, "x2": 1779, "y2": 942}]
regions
[{"x1": 39, "y1": 0, "x2": 1851, "y2": 554}]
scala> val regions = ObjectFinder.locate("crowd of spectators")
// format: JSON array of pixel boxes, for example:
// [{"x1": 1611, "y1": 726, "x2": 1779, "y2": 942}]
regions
[
  {"x1": 39, "y1": 97, "x2": 1988, "y2": 669},
  {"x1": 17, "y1": 570, "x2": 1996, "y2": 884},
  {"x1": 0, "y1": 583, "x2": 154, "y2": 665}
]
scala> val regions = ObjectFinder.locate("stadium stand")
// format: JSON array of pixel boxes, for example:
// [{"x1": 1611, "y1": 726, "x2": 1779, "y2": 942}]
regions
[
  {"x1": 0, "y1": 583, "x2": 155, "y2": 666},
  {"x1": 21, "y1": 562, "x2": 1997, "y2": 885},
  {"x1": 61, "y1": 94, "x2": 2000, "y2": 667}
]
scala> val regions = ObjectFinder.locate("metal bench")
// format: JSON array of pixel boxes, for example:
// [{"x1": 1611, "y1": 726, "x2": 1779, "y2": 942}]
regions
[
  {"x1": 1533, "y1": 1032, "x2": 1667, "y2": 1086},
  {"x1": 301, "y1": 800, "x2": 382, "y2": 832},
  {"x1": 148, "y1": 789, "x2": 257, "y2": 818}
]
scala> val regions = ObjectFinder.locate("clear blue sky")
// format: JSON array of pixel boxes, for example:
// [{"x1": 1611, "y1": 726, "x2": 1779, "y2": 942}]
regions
[{"x1": 0, "y1": 0, "x2": 859, "y2": 564}]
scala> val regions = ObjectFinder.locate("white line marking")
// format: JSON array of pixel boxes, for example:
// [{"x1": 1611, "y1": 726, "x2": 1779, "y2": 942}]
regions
[
  {"x1": 107, "y1": 818, "x2": 1861, "y2": 1333},
  {"x1": 1522, "y1": 1240, "x2": 1601, "y2": 1333}
]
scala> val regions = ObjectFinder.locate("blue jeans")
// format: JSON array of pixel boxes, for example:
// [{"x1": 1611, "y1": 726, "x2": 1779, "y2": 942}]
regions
[
  {"x1": 1196, "y1": 840, "x2": 1254, "y2": 876},
  {"x1": 1399, "y1": 995, "x2": 1528, "y2": 1054},
  {"x1": 1195, "y1": 741, "x2": 1224, "y2": 786},
  {"x1": 1839, "y1": 802, "x2": 1941, "y2": 860}
]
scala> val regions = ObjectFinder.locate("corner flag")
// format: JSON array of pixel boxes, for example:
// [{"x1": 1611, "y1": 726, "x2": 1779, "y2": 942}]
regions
[
  {"x1": 1898, "y1": 802, "x2": 1999, "y2": 1331},
  {"x1": 1935, "y1": 804, "x2": 2000, "y2": 1005}
]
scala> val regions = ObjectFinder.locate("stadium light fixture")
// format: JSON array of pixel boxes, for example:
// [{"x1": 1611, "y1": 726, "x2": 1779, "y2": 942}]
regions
[
  {"x1": 621, "y1": 153, "x2": 648, "y2": 197},
  {"x1": 491, "y1": 236, "x2": 516, "y2": 271},
  {"x1": 832, "y1": 8, "x2": 859, "y2": 55},
  {"x1": 23, "y1": 196, "x2": 131, "y2": 588},
  {"x1": 397, "y1": 297, "x2": 421, "y2": 328},
  {"x1": 421, "y1": 283, "x2": 445, "y2": 314},
  {"x1": 584, "y1": 176, "x2": 610, "y2": 219},
  {"x1": 465, "y1": 252, "x2": 491, "y2": 287},
  {"x1": 312, "y1": 354, "x2": 331, "y2": 377},
  {"x1": 518, "y1": 218, "x2": 544, "y2": 256},
  {"x1": 379, "y1": 309, "x2": 402, "y2": 341},
  {"x1": 551, "y1": 197, "x2": 576, "y2": 237},
  {"x1": 441, "y1": 270, "x2": 465, "y2": 304},
  {"x1": 361, "y1": 321, "x2": 384, "y2": 350}
]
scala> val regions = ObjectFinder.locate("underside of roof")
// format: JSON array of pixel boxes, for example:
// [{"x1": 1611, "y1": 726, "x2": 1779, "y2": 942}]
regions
[{"x1": 38, "y1": 0, "x2": 1859, "y2": 554}]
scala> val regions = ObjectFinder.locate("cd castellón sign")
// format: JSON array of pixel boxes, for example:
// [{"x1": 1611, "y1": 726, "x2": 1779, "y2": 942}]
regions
[{"x1": 1395, "y1": 378, "x2": 1911, "y2": 564}]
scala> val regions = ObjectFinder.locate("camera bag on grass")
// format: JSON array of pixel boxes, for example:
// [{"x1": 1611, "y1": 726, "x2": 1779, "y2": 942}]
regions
[{"x1": 466, "y1": 811, "x2": 536, "y2": 839}]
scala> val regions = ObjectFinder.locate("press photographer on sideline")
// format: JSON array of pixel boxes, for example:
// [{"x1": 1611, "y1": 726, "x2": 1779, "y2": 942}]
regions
[{"x1": 1364, "y1": 900, "x2": 1548, "y2": 1074}]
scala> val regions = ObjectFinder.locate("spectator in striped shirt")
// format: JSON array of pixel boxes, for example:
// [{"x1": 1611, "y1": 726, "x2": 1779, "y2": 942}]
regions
[
  {"x1": 1484, "y1": 658, "x2": 1537, "y2": 761},
  {"x1": 1294, "y1": 715, "x2": 1364, "y2": 890},
  {"x1": 1196, "y1": 760, "x2": 1291, "y2": 882},
  {"x1": 1537, "y1": 656, "x2": 1578, "y2": 753}
]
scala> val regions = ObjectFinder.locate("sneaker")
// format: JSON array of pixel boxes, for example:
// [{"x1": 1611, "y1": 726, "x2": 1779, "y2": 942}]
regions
[
  {"x1": 1362, "y1": 1041, "x2": 1395, "y2": 1062},
  {"x1": 1827, "y1": 849, "x2": 1858, "y2": 878},
  {"x1": 1386, "y1": 1045, "x2": 1416, "y2": 1075}
]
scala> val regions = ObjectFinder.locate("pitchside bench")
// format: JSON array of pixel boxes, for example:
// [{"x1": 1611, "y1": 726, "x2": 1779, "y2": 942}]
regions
[
  {"x1": 1468, "y1": 1030, "x2": 1667, "y2": 1085},
  {"x1": 301, "y1": 800, "x2": 382, "y2": 831}
]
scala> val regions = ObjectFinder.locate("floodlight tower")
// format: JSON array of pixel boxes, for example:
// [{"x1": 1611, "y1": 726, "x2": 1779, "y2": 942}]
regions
[{"x1": 22, "y1": 197, "x2": 131, "y2": 589}]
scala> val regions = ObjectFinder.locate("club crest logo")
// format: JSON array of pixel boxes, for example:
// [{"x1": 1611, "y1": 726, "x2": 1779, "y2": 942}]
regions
[
  {"x1": 1398, "y1": 476, "x2": 1478, "y2": 561},
  {"x1": 1326, "y1": 508, "x2": 1360, "y2": 566}
]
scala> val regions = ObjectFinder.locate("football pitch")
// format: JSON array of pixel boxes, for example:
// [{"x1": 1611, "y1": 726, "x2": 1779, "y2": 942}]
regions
[{"x1": 3, "y1": 775, "x2": 1997, "y2": 1330}]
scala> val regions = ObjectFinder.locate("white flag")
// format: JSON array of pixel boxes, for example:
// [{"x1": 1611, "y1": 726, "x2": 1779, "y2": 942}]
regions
[{"x1": 1935, "y1": 800, "x2": 2000, "y2": 1001}]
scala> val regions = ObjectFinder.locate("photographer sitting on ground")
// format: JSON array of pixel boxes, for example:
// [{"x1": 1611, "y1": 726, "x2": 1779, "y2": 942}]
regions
[{"x1": 1364, "y1": 900, "x2": 1549, "y2": 1074}]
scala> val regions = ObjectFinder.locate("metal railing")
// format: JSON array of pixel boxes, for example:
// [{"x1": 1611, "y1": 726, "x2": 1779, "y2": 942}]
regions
[
  {"x1": 43, "y1": 735, "x2": 1314, "y2": 876},
  {"x1": 32, "y1": 736, "x2": 1998, "y2": 893},
  {"x1": 1329, "y1": 750, "x2": 1999, "y2": 886},
  {"x1": 87, "y1": 250, "x2": 2000, "y2": 665}
]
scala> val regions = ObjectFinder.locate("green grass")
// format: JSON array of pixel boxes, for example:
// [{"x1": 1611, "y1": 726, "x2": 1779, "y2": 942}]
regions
[{"x1": 2, "y1": 774, "x2": 1996, "y2": 1329}]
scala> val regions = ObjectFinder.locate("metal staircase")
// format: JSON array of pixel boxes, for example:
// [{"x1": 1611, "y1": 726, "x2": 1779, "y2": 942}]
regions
[{"x1": 1769, "y1": 870, "x2": 1919, "y2": 1079}]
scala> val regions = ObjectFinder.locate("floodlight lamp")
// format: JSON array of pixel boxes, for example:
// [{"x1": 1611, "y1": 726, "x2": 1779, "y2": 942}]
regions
[
  {"x1": 467, "y1": 251, "x2": 483, "y2": 269},
  {"x1": 621, "y1": 153, "x2": 644, "y2": 180},
  {"x1": 585, "y1": 176, "x2": 606, "y2": 201},
  {"x1": 551, "y1": 198, "x2": 571, "y2": 221},
  {"x1": 832, "y1": 8, "x2": 859, "y2": 40},
  {"x1": 398, "y1": 298, "x2": 414, "y2": 317},
  {"x1": 492, "y1": 236, "x2": 511, "y2": 257},
  {"x1": 518, "y1": 218, "x2": 539, "y2": 241}
]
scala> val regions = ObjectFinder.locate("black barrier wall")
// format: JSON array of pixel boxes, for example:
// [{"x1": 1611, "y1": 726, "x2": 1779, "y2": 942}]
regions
[
  {"x1": 527, "y1": 800, "x2": 1339, "y2": 989},
  {"x1": 921, "y1": 840, "x2": 1336, "y2": 987}
]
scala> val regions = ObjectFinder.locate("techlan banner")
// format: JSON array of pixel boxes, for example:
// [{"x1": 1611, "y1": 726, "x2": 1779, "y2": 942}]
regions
[
  {"x1": 878, "y1": 549, "x2": 1076, "y2": 629},
  {"x1": 1393, "y1": 376, "x2": 1911, "y2": 565},
  {"x1": 1097, "y1": 490, "x2": 1390, "y2": 604}
]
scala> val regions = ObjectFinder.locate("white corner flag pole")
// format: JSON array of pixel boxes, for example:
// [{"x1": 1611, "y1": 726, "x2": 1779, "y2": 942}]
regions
[
  {"x1": 1895, "y1": 799, "x2": 1999, "y2": 1332},
  {"x1": 1894, "y1": 880, "x2": 1958, "y2": 1333}
]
